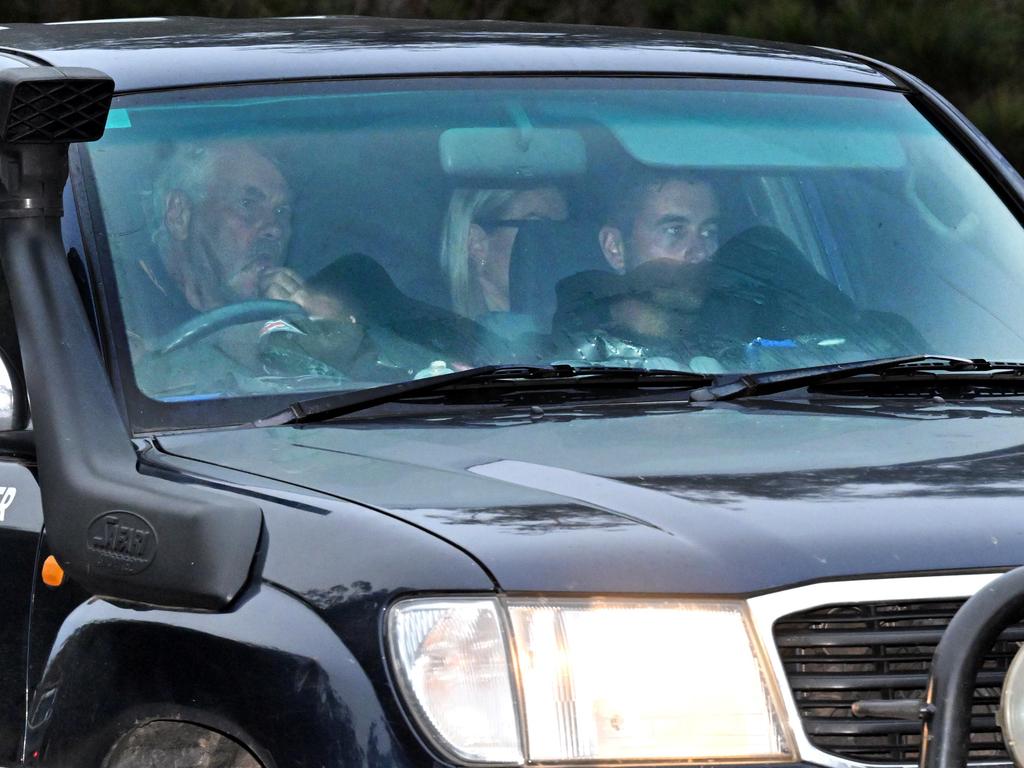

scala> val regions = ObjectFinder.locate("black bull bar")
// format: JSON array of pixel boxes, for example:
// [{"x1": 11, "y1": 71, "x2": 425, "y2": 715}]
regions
[{"x1": 914, "y1": 566, "x2": 1024, "y2": 768}]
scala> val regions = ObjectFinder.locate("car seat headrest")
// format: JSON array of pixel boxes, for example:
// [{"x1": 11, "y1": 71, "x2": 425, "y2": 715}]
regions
[{"x1": 508, "y1": 218, "x2": 611, "y2": 329}]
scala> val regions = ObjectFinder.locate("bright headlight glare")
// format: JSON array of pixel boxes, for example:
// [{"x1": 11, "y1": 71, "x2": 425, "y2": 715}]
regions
[
  {"x1": 508, "y1": 599, "x2": 791, "y2": 763},
  {"x1": 389, "y1": 597, "x2": 792, "y2": 765}
]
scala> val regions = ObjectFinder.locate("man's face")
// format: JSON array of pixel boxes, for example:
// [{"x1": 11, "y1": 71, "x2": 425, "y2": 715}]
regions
[
  {"x1": 601, "y1": 178, "x2": 720, "y2": 271},
  {"x1": 188, "y1": 147, "x2": 293, "y2": 302}
]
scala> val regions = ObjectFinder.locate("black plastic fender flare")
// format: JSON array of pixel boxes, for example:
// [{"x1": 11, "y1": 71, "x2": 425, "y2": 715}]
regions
[{"x1": 26, "y1": 582, "x2": 417, "y2": 768}]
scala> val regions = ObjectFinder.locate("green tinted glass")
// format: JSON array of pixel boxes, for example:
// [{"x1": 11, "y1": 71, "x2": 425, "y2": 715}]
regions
[{"x1": 82, "y1": 78, "x2": 1024, "y2": 425}]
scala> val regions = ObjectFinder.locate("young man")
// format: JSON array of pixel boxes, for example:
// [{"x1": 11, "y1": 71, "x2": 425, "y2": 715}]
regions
[
  {"x1": 598, "y1": 170, "x2": 720, "y2": 272},
  {"x1": 556, "y1": 170, "x2": 722, "y2": 342}
]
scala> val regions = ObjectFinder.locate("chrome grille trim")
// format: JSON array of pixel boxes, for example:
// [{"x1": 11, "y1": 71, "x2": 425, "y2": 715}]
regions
[{"x1": 748, "y1": 572, "x2": 1008, "y2": 768}]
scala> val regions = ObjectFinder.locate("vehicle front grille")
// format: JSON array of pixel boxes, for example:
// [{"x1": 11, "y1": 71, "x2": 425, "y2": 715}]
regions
[{"x1": 773, "y1": 599, "x2": 1024, "y2": 764}]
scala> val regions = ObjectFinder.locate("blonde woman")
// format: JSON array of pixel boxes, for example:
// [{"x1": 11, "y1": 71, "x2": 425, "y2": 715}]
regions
[{"x1": 440, "y1": 186, "x2": 568, "y2": 318}]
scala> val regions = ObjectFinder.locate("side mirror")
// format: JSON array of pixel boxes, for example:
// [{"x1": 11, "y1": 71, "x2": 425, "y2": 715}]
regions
[
  {"x1": 0, "y1": 366, "x2": 12, "y2": 431},
  {"x1": 0, "y1": 346, "x2": 28, "y2": 432}
]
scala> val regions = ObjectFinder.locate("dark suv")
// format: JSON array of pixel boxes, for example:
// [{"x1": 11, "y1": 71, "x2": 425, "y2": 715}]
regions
[{"x1": 0, "y1": 15, "x2": 1022, "y2": 768}]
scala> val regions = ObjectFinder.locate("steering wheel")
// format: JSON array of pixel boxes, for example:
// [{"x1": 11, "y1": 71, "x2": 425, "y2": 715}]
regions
[{"x1": 154, "y1": 299, "x2": 308, "y2": 356}]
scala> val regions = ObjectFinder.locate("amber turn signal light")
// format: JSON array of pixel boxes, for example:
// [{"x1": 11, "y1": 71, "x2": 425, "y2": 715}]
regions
[{"x1": 41, "y1": 555, "x2": 64, "y2": 587}]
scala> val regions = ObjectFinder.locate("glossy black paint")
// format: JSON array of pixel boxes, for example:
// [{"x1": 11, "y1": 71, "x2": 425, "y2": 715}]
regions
[
  {"x1": 0, "y1": 13, "x2": 1018, "y2": 768},
  {"x1": 0, "y1": 17, "x2": 893, "y2": 93},
  {"x1": 27, "y1": 583, "x2": 410, "y2": 768},
  {"x1": 23, "y1": 469, "x2": 491, "y2": 768},
  {"x1": 156, "y1": 397, "x2": 1024, "y2": 597}
]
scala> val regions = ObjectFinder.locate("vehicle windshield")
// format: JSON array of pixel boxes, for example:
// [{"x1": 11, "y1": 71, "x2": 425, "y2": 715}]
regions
[{"x1": 81, "y1": 78, "x2": 1024, "y2": 429}]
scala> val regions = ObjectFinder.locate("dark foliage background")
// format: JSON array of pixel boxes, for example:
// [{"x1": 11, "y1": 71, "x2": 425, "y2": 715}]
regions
[{"x1": 3, "y1": 0, "x2": 1022, "y2": 170}]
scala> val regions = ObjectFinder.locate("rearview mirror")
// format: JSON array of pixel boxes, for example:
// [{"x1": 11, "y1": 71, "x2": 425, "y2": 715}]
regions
[{"x1": 440, "y1": 127, "x2": 586, "y2": 179}]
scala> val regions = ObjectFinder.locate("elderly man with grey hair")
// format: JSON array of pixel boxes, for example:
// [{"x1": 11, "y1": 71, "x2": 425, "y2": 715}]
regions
[
  {"x1": 118, "y1": 140, "x2": 383, "y2": 391},
  {"x1": 124, "y1": 140, "x2": 503, "y2": 388},
  {"x1": 130, "y1": 141, "x2": 342, "y2": 342}
]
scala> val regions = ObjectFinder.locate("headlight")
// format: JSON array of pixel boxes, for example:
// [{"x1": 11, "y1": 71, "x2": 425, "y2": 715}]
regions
[
  {"x1": 387, "y1": 597, "x2": 793, "y2": 765},
  {"x1": 388, "y1": 599, "x2": 523, "y2": 764}
]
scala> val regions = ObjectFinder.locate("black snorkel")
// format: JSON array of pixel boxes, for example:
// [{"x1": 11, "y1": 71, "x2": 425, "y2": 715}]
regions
[{"x1": 0, "y1": 66, "x2": 262, "y2": 610}]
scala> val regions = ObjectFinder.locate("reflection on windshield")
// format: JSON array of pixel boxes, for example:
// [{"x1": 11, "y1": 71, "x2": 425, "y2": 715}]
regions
[{"x1": 84, "y1": 78, "x2": 1024, "y2": 425}]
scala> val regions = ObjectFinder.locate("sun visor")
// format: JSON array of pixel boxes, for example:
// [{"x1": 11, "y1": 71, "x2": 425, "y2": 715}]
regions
[
  {"x1": 440, "y1": 128, "x2": 586, "y2": 179},
  {"x1": 611, "y1": 119, "x2": 907, "y2": 169},
  {"x1": 601, "y1": 91, "x2": 922, "y2": 170}
]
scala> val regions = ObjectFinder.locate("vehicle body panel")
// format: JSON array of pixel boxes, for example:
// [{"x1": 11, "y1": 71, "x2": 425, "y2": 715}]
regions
[
  {"x1": 0, "y1": 17, "x2": 894, "y2": 93},
  {"x1": 26, "y1": 583, "x2": 412, "y2": 768},
  {"x1": 20, "y1": 461, "x2": 492, "y2": 766},
  {"x1": 0, "y1": 13, "x2": 1018, "y2": 768},
  {"x1": 156, "y1": 399, "x2": 1024, "y2": 597}
]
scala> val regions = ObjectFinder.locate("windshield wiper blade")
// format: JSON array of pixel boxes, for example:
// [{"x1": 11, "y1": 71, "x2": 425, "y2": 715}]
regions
[
  {"x1": 689, "y1": 354, "x2": 990, "y2": 402},
  {"x1": 257, "y1": 364, "x2": 555, "y2": 426},
  {"x1": 256, "y1": 364, "x2": 711, "y2": 426}
]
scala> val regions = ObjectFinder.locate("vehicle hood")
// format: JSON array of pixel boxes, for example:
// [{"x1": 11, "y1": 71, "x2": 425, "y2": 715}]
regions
[{"x1": 156, "y1": 398, "x2": 1024, "y2": 595}]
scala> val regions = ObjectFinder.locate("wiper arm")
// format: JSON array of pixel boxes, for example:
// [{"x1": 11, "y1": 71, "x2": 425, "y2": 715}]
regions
[
  {"x1": 259, "y1": 355, "x2": 1019, "y2": 423},
  {"x1": 689, "y1": 354, "x2": 989, "y2": 402},
  {"x1": 256, "y1": 364, "x2": 711, "y2": 426}
]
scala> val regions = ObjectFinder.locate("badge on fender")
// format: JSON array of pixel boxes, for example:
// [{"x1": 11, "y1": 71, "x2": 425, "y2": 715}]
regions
[{"x1": 0, "y1": 486, "x2": 17, "y2": 521}]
